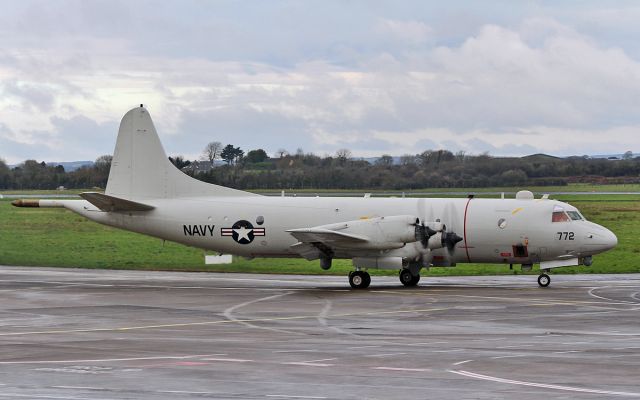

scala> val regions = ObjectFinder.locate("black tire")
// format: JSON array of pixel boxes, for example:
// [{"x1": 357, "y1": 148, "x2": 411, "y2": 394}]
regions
[
  {"x1": 362, "y1": 271, "x2": 371, "y2": 288},
  {"x1": 349, "y1": 271, "x2": 370, "y2": 289},
  {"x1": 538, "y1": 273, "x2": 551, "y2": 288},
  {"x1": 399, "y1": 269, "x2": 419, "y2": 287}
]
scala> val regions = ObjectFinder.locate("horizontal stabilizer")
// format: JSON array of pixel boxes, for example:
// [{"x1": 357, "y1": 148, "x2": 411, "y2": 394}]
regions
[
  {"x1": 286, "y1": 228, "x2": 368, "y2": 244},
  {"x1": 80, "y1": 192, "x2": 154, "y2": 212}
]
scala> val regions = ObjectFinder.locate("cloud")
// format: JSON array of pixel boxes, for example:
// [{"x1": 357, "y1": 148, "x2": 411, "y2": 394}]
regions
[{"x1": 0, "y1": 2, "x2": 639, "y2": 163}]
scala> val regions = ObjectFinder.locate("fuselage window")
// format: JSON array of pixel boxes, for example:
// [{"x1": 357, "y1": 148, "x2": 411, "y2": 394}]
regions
[{"x1": 552, "y1": 211, "x2": 571, "y2": 222}]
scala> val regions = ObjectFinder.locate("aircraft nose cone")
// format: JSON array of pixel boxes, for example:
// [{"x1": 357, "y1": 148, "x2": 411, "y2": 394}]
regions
[
  {"x1": 602, "y1": 228, "x2": 618, "y2": 251},
  {"x1": 585, "y1": 224, "x2": 617, "y2": 253}
]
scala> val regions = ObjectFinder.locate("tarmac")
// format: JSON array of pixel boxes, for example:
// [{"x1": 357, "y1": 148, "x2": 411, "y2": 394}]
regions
[{"x1": 0, "y1": 266, "x2": 639, "y2": 399}]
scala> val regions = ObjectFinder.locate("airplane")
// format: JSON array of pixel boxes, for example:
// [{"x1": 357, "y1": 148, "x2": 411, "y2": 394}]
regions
[{"x1": 12, "y1": 105, "x2": 618, "y2": 289}]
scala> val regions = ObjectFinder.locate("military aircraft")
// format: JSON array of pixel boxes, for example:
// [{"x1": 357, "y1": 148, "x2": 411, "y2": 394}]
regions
[{"x1": 13, "y1": 105, "x2": 618, "y2": 288}]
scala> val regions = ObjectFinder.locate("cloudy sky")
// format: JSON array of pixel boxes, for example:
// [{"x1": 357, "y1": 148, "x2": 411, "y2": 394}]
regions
[{"x1": 1, "y1": 1, "x2": 639, "y2": 164}]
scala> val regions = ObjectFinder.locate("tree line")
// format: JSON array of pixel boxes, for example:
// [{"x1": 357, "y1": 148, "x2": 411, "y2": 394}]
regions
[{"x1": 1, "y1": 145, "x2": 639, "y2": 191}]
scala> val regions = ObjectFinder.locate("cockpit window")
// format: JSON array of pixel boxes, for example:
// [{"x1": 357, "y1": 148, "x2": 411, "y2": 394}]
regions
[
  {"x1": 552, "y1": 205, "x2": 571, "y2": 222},
  {"x1": 552, "y1": 211, "x2": 570, "y2": 222},
  {"x1": 566, "y1": 211, "x2": 583, "y2": 221}
]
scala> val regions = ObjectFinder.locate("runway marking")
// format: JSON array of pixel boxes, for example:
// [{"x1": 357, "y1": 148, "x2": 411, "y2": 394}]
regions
[
  {"x1": 348, "y1": 345, "x2": 381, "y2": 349},
  {"x1": 284, "y1": 362, "x2": 333, "y2": 367},
  {"x1": 431, "y1": 349, "x2": 464, "y2": 353},
  {"x1": 491, "y1": 355, "x2": 526, "y2": 359},
  {"x1": 223, "y1": 292, "x2": 301, "y2": 335},
  {"x1": 588, "y1": 287, "x2": 639, "y2": 305},
  {"x1": 406, "y1": 341, "x2": 449, "y2": 346},
  {"x1": 0, "y1": 354, "x2": 221, "y2": 365},
  {"x1": 365, "y1": 353, "x2": 407, "y2": 357},
  {"x1": 0, "y1": 394, "x2": 95, "y2": 399},
  {"x1": 317, "y1": 299, "x2": 355, "y2": 336},
  {"x1": 453, "y1": 360, "x2": 473, "y2": 366},
  {"x1": 553, "y1": 350, "x2": 583, "y2": 354},
  {"x1": 51, "y1": 386, "x2": 105, "y2": 390},
  {"x1": 450, "y1": 369, "x2": 640, "y2": 397},
  {"x1": 266, "y1": 395, "x2": 327, "y2": 399},
  {"x1": 299, "y1": 358, "x2": 337, "y2": 363},
  {"x1": 200, "y1": 357, "x2": 253, "y2": 363},
  {"x1": 273, "y1": 350, "x2": 317, "y2": 353},
  {"x1": 159, "y1": 391, "x2": 216, "y2": 395},
  {"x1": 0, "y1": 307, "x2": 451, "y2": 337},
  {"x1": 373, "y1": 366, "x2": 429, "y2": 372}
]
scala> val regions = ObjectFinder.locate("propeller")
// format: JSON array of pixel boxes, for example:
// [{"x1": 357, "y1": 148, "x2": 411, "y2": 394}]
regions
[
  {"x1": 442, "y1": 230, "x2": 463, "y2": 252},
  {"x1": 413, "y1": 218, "x2": 462, "y2": 251},
  {"x1": 413, "y1": 218, "x2": 437, "y2": 248}
]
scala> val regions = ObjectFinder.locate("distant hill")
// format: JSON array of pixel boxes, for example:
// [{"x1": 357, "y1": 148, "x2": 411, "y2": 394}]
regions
[
  {"x1": 47, "y1": 161, "x2": 93, "y2": 172},
  {"x1": 8, "y1": 160, "x2": 94, "y2": 171}
]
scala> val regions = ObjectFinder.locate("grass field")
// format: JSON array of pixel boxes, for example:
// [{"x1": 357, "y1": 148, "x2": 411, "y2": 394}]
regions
[{"x1": 1, "y1": 187, "x2": 638, "y2": 277}]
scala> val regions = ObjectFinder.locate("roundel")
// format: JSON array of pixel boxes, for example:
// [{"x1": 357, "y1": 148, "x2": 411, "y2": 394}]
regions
[
  {"x1": 231, "y1": 220, "x2": 256, "y2": 244},
  {"x1": 221, "y1": 220, "x2": 266, "y2": 245}
]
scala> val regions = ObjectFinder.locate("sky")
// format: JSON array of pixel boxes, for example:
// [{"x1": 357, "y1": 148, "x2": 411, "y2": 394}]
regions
[{"x1": 1, "y1": 0, "x2": 639, "y2": 164}]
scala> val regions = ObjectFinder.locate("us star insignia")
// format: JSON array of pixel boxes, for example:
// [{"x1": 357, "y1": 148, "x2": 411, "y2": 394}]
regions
[{"x1": 221, "y1": 220, "x2": 265, "y2": 244}]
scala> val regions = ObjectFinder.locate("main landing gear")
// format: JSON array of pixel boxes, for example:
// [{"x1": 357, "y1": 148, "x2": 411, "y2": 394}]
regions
[
  {"x1": 538, "y1": 272, "x2": 551, "y2": 288},
  {"x1": 349, "y1": 270, "x2": 371, "y2": 289},
  {"x1": 399, "y1": 269, "x2": 420, "y2": 287}
]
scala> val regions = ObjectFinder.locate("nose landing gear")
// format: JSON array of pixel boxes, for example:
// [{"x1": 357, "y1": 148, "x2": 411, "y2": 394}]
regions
[{"x1": 537, "y1": 272, "x2": 551, "y2": 287}]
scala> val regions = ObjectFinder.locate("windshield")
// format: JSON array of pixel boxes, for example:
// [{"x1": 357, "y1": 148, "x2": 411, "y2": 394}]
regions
[
  {"x1": 566, "y1": 211, "x2": 584, "y2": 221},
  {"x1": 552, "y1": 205, "x2": 570, "y2": 222}
]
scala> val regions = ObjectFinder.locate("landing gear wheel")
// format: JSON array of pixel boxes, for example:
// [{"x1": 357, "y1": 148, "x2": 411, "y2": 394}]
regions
[
  {"x1": 538, "y1": 273, "x2": 551, "y2": 288},
  {"x1": 399, "y1": 269, "x2": 420, "y2": 287},
  {"x1": 349, "y1": 271, "x2": 371, "y2": 289}
]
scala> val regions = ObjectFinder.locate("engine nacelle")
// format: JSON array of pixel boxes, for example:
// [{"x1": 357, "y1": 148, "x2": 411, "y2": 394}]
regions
[{"x1": 319, "y1": 215, "x2": 418, "y2": 250}]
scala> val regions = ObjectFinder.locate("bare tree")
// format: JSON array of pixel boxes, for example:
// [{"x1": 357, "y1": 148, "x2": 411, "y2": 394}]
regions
[
  {"x1": 276, "y1": 148, "x2": 289, "y2": 158},
  {"x1": 399, "y1": 154, "x2": 416, "y2": 166},
  {"x1": 94, "y1": 155, "x2": 113, "y2": 174},
  {"x1": 376, "y1": 154, "x2": 394, "y2": 166},
  {"x1": 203, "y1": 141, "x2": 222, "y2": 163},
  {"x1": 335, "y1": 148, "x2": 352, "y2": 161}
]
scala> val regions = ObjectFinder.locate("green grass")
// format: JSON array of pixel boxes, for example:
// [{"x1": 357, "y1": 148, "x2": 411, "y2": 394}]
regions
[{"x1": 1, "y1": 189, "x2": 639, "y2": 276}]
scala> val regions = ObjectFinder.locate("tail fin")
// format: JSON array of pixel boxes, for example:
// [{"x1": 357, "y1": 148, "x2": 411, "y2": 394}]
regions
[{"x1": 105, "y1": 105, "x2": 258, "y2": 199}]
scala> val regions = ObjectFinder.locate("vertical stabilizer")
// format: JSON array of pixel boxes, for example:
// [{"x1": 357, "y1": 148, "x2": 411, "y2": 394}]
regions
[{"x1": 105, "y1": 106, "x2": 257, "y2": 199}]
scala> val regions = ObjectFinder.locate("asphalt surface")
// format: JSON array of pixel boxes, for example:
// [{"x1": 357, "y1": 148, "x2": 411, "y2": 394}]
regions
[{"x1": 0, "y1": 266, "x2": 639, "y2": 399}]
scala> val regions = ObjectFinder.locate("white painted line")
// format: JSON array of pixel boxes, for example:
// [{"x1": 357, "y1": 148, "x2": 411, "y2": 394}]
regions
[
  {"x1": 224, "y1": 292, "x2": 298, "y2": 335},
  {"x1": 284, "y1": 362, "x2": 333, "y2": 367},
  {"x1": 266, "y1": 395, "x2": 327, "y2": 399},
  {"x1": 491, "y1": 354, "x2": 525, "y2": 359},
  {"x1": 431, "y1": 349, "x2": 464, "y2": 353},
  {"x1": 299, "y1": 358, "x2": 337, "y2": 363},
  {"x1": 348, "y1": 345, "x2": 381, "y2": 349},
  {"x1": 587, "y1": 287, "x2": 637, "y2": 305},
  {"x1": 52, "y1": 386, "x2": 105, "y2": 390},
  {"x1": 273, "y1": 350, "x2": 317, "y2": 353},
  {"x1": 553, "y1": 350, "x2": 583, "y2": 354},
  {"x1": 202, "y1": 358, "x2": 253, "y2": 363},
  {"x1": 0, "y1": 354, "x2": 219, "y2": 365},
  {"x1": 159, "y1": 391, "x2": 216, "y2": 395},
  {"x1": 373, "y1": 367, "x2": 429, "y2": 372},
  {"x1": 364, "y1": 353, "x2": 407, "y2": 358},
  {"x1": 406, "y1": 341, "x2": 449, "y2": 346},
  {"x1": 453, "y1": 360, "x2": 473, "y2": 366},
  {"x1": 450, "y1": 369, "x2": 640, "y2": 397}
]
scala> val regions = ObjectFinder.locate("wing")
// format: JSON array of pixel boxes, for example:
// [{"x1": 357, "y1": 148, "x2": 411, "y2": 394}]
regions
[{"x1": 286, "y1": 228, "x2": 368, "y2": 244}]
